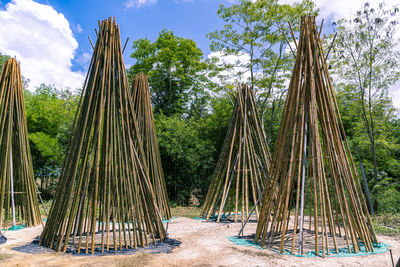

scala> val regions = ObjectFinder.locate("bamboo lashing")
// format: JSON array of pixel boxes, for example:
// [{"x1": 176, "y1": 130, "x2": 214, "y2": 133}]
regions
[
  {"x1": 0, "y1": 58, "x2": 42, "y2": 229},
  {"x1": 40, "y1": 18, "x2": 166, "y2": 254},
  {"x1": 254, "y1": 16, "x2": 377, "y2": 257},
  {"x1": 201, "y1": 84, "x2": 271, "y2": 222},
  {"x1": 130, "y1": 73, "x2": 171, "y2": 220}
]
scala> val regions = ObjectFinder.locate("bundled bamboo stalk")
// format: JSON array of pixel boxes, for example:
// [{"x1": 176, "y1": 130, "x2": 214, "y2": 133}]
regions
[
  {"x1": 0, "y1": 58, "x2": 42, "y2": 229},
  {"x1": 201, "y1": 84, "x2": 271, "y2": 222},
  {"x1": 255, "y1": 16, "x2": 377, "y2": 257},
  {"x1": 130, "y1": 73, "x2": 171, "y2": 220},
  {"x1": 40, "y1": 18, "x2": 166, "y2": 254}
]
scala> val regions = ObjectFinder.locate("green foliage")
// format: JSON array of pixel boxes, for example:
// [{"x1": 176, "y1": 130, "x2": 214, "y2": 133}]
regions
[
  {"x1": 0, "y1": 53, "x2": 10, "y2": 70},
  {"x1": 374, "y1": 214, "x2": 400, "y2": 236},
  {"x1": 24, "y1": 85, "x2": 79, "y2": 176},
  {"x1": 153, "y1": 95, "x2": 233, "y2": 205},
  {"x1": 336, "y1": 80, "x2": 400, "y2": 215},
  {"x1": 129, "y1": 30, "x2": 210, "y2": 118},
  {"x1": 208, "y1": 0, "x2": 315, "y2": 89},
  {"x1": 171, "y1": 206, "x2": 202, "y2": 218},
  {"x1": 373, "y1": 178, "x2": 400, "y2": 214},
  {"x1": 332, "y1": 3, "x2": 400, "y2": 95},
  {"x1": 128, "y1": 29, "x2": 235, "y2": 205},
  {"x1": 201, "y1": 96, "x2": 233, "y2": 153},
  {"x1": 155, "y1": 114, "x2": 216, "y2": 205},
  {"x1": 332, "y1": 2, "x2": 400, "y2": 214},
  {"x1": 208, "y1": 0, "x2": 316, "y2": 148}
]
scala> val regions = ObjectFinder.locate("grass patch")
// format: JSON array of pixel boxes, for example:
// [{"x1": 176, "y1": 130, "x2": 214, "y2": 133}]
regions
[
  {"x1": 171, "y1": 206, "x2": 201, "y2": 218},
  {"x1": 39, "y1": 200, "x2": 53, "y2": 219},
  {"x1": 230, "y1": 246, "x2": 278, "y2": 258},
  {"x1": 374, "y1": 214, "x2": 400, "y2": 236},
  {"x1": 116, "y1": 253, "x2": 152, "y2": 267},
  {"x1": 0, "y1": 253, "x2": 12, "y2": 261}
]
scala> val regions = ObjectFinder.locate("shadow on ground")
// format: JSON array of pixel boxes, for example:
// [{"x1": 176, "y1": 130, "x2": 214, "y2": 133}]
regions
[{"x1": 12, "y1": 238, "x2": 182, "y2": 256}]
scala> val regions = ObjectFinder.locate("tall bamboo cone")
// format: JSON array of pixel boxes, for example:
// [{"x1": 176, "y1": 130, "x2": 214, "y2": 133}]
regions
[
  {"x1": 255, "y1": 16, "x2": 377, "y2": 257},
  {"x1": 0, "y1": 58, "x2": 42, "y2": 229},
  {"x1": 40, "y1": 17, "x2": 166, "y2": 254},
  {"x1": 201, "y1": 84, "x2": 271, "y2": 223},
  {"x1": 131, "y1": 73, "x2": 171, "y2": 220}
]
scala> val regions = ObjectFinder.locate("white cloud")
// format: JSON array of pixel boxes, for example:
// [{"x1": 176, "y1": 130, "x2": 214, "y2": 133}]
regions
[
  {"x1": 280, "y1": 0, "x2": 400, "y2": 109},
  {"x1": 224, "y1": 0, "x2": 256, "y2": 3},
  {"x1": 280, "y1": 0, "x2": 400, "y2": 20},
  {"x1": 76, "y1": 24, "x2": 83, "y2": 33},
  {"x1": 0, "y1": 0, "x2": 85, "y2": 91},
  {"x1": 124, "y1": 0, "x2": 157, "y2": 9},
  {"x1": 208, "y1": 51, "x2": 252, "y2": 87},
  {"x1": 76, "y1": 52, "x2": 91, "y2": 67},
  {"x1": 390, "y1": 85, "x2": 400, "y2": 108}
]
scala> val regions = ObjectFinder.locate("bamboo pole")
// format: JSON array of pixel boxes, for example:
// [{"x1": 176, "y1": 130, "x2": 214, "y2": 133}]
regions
[
  {"x1": 40, "y1": 17, "x2": 165, "y2": 254},
  {"x1": 0, "y1": 58, "x2": 42, "y2": 229},
  {"x1": 201, "y1": 84, "x2": 271, "y2": 222},
  {"x1": 130, "y1": 73, "x2": 170, "y2": 220},
  {"x1": 254, "y1": 16, "x2": 377, "y2": 257}
]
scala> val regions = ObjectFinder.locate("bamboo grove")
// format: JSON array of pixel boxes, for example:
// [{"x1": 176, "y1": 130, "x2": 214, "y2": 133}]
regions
[
  {"x1": 201, "y1": 84, "x2": 271, "y2": 222},
  {"x1": 131, "y1": 73, "x2": 171, "y2": 220},
  {"x1": 39, "y1": 18, "x2": 166, "y2": 253},
  {"x1": 0, "y1": 58, "x2": 42, "y2": 229},
  {"x1": 254, "y1": 16, "x2": 377, "y2": 256}
]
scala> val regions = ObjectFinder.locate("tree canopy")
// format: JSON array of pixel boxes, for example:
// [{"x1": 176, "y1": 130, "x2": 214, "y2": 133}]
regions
[{"x1": 128, "y1": 29, "x2": 210, "y2": 118}]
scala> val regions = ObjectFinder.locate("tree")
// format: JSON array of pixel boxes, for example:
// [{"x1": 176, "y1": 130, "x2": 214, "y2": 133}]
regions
[
  {"x1": 155, "y1": 114, "x2": 216, "y2": 205},
  {"x1": 207, "y1": 0, "x2": 316, "y2": 144},
  {"x1": 128, "y1": 30, "x2": 210, "y2": 118},
  {"x1": 335, "y1": 83, "x2": 400, "y2": 213},
  {"x1": 145, "y1": 94, "x2": 234, "y2": 206},
  {"x1": 24, "y1": 85, "x2": 79, "y2": 198},
  {"x1": 331, "y1": 2, "x2": 400, "y2": 189}
]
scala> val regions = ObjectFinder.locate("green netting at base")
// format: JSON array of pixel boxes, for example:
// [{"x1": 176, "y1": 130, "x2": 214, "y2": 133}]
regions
[
  {"x1": 163, "y1": 216, "x2": 178, "y2": 223},
  {"x1": 194, "y1": 215, "x2": 227, "y2": 221},
  {"x1": 227, "y1": 236, "x2": 390, "y2": 257},
  {"x1": 2, "y1": 224, "x2": 26, "y2": 231}
]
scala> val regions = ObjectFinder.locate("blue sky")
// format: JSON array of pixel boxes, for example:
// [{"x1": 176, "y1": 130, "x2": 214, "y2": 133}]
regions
[
  {"x1": 0, "y1": 0, "x2": 235, "y2": 91},
  {"x1": 1, "y1": 0, "x2": 230, "y2": 73},
  {"x1": 41, "y1": 0, "x2": 230, "y2": 71}
]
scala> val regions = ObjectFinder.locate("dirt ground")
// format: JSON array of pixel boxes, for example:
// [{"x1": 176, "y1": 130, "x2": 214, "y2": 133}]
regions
[{"x1": 0, "y1": 216, "x2": 399, "y2": 267}]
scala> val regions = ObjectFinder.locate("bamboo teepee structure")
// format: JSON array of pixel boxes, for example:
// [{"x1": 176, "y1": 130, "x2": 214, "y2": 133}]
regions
[
  {"x1": 201, "y1": 84, "x2": 271, "y2": 222},
  {"x1": 40, "y1": 18, "x2": 166, "y2": 254},
  {"x1": 0, "y1": 58, "x2": 42, "y2": 228},
  {"x1": 255, "y1": 16, "x2": 377, "y2": 257},
  {"x1": 131, "y1": 73, "x2": 171, "y2": 220}
]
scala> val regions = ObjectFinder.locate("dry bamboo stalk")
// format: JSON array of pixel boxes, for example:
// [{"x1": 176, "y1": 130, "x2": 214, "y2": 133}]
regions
[
  {"x1": 201, "y1": 84, "x2": 271, "y2": 222},
  {"x1": 130, "y1": 73, "x2": 171, "y2": 220},
  {"x1": 40, "y1": 17, "x2": 166, "y2": 254},
  {"x1": 254, "y1": 16, "x2": 377, "y2": 257},
  {"x1": 0, "y1": 58, "x2": 42, "y2": 229}
]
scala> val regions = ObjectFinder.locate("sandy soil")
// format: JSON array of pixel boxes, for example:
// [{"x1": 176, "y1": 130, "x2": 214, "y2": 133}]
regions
[{"x1": 0, "y1": 217, "x2": 399, "y2": 266}]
